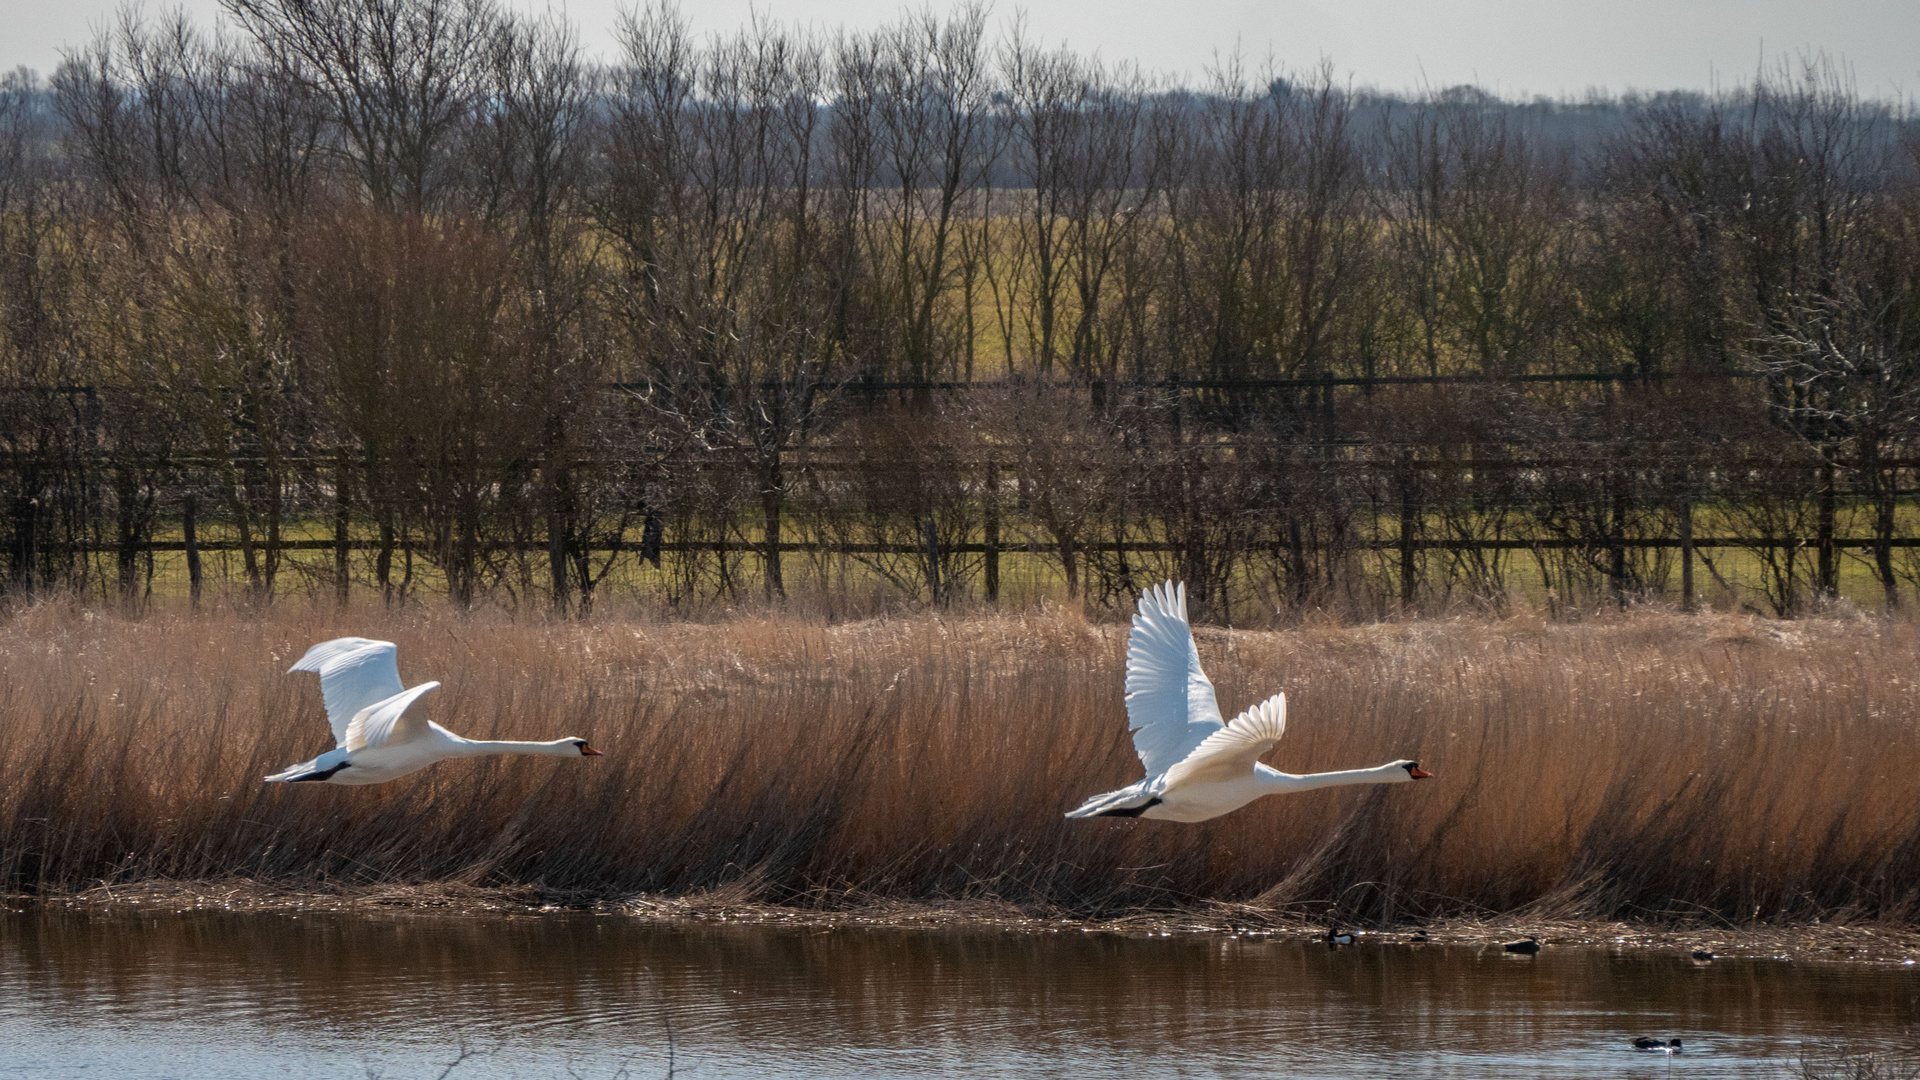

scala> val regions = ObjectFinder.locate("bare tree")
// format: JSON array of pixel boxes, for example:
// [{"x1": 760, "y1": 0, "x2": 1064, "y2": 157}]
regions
[
  {"x1": 223, "y1": 0, "x2": 496, "y2": 213},
  {"x1": 598, "y1": 6, "x2": 842, "y2": 601},
  {"x1": 848, "y1": 3, "x2": 998, "y2": 389}
]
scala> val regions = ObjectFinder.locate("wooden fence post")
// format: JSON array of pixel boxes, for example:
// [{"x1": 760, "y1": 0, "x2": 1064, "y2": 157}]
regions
[
  {"x1": 1679, "y1": 496, "x2": 1694, "y2": 612},
  {"x1": 1877, "y1": 462, "x2": 1898, "y2": 609},
  {"x1": 1399, "y1": 452, "x2": 1418, "y2": 611},
  {"x1": 334, "y1": 449, "x2": 351, "y2": 606},
  {"x1": 115, "y1": 467, "x2": 139, "y2": 608},
  {"x1": 184, "y1": 494, "x2": 201, "y2": 610},
  {"x1": 547, "y1": 463, "x2": 570, "y2": 616},
  {"x1": 12, "y1": 495, "x2": 36, "y2": 594},
  {"x1": 983, "y1": 462, "x2": 1000, "y2": 604},
  {"x1": 1817, "y1": 456, "x2": 1838, "y2": 598},
  {"x1": 1609, "y1": 474, "x2": 1628, "y2": 608},
  {"x1": 923, "y1": 518, "x2": 942, "y2": 602}
]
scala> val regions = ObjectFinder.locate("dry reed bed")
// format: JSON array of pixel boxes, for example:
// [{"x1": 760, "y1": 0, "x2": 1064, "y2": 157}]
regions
[{"x1": 2, "y1": 603, "x2": 1918, "y2": 923}]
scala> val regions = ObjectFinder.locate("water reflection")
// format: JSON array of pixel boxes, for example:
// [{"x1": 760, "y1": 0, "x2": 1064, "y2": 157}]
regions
[{"x1": 1, "y1": 907, "x2": 1915, "y2": 1078}]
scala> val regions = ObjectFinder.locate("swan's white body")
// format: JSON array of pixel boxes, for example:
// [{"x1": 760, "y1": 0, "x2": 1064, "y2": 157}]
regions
[
  {"x1": 264, "y1": 638, "x2": 601, "y2": 786},
  {"x1": 1066, "y1": 581, "x2": 1430, "y2": 823}
]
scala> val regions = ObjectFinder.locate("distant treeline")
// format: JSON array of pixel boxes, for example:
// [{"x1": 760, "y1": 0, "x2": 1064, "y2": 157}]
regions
[{"x1": 1, "y1": 0, "x2": 1917, "y2": 618}]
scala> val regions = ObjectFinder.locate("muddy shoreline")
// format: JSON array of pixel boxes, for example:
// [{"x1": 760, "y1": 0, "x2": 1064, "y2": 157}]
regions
[{"x1": 13, "y1": 879, "x2": 1920, "y2": 968}]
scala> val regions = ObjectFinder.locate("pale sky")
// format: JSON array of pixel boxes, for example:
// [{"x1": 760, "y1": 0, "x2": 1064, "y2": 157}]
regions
[{"x1": 5, "y1": 0, "x2": 1918, "y2": 100}]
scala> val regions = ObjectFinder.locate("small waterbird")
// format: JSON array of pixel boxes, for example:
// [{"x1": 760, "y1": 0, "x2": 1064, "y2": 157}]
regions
[
  {"x1": 1691, "y1": 949, "x2": 1715, "y2": 962},
  {"x1": 1325, "y1": 929, "x2": 1356, "y2": 946},
  {"x1": 1633, "y1": 1038, "x2": 1683, "y2": 1053},
  {"x1": 1065, "y1": 581, "x2": 1433, "y2": 823},
  {"x1": 1503, "y1": 937, "x2": 1541, "y2": 954},
  {"x1": 265, "y1": 638, "x2": 603, "y2": 786}
]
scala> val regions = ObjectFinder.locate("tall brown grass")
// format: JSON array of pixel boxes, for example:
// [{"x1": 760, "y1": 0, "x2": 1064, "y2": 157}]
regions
[{"x1": 3, "y1": 600, "x2": 1919, "y2": 923}]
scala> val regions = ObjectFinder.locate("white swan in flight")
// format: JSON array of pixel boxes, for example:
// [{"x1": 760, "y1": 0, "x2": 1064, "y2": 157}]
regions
[
  {"x1": 264, "y1": 638, "x2": 603, "y2": 786},
  {"x1": 1067, "y1": 581, "x2": 1431, "y2": 823}
]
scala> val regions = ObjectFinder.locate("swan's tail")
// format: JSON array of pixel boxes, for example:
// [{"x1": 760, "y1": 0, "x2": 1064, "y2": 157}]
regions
[{"x1": 1065, "y1": 779, "x2": 1160, "y2": 818}]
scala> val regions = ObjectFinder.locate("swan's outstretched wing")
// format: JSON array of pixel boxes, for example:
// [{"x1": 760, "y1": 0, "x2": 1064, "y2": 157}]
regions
[
  {"x1": 342, "y1": 682, "x2": 440, "y2": 752},
  {"x1": 1164, "y1": 692, "x2": 1286, "y2": 788},
  {"x1": 1126, "y1": 581, "x2": 1226, "y2": 777},
  {"x1": 289, "y1": 638, "x2": 405, "y2": 747}
]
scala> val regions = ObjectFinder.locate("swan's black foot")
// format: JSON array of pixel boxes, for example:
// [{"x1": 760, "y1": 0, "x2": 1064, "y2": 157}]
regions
[
  {"x1": 1096, "y1": 797, "x2": 1163, "y2": 818},
  {"x1": 287, "y1": 762, "x2": 352, "y2": 782}
]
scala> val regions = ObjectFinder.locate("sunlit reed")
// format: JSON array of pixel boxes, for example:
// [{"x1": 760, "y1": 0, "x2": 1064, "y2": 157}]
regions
[{"x1": 2, "y1": 601, "x2": 1916, "y2": 923}]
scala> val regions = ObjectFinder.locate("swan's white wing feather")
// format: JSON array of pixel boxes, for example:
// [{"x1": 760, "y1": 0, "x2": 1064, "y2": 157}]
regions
[
  {"x1": 342, "y1": 682, "x2": 440, "y2": 752},
  {"x1": 1164, "y1": 692, "x2": 1287, "y2": 788},
  {"x1": 289, "y1": 638, "x2": 405, "y2": 747},
  {"x1": 1125, "y1": 581, "x2": 1226, "y2": 776}
]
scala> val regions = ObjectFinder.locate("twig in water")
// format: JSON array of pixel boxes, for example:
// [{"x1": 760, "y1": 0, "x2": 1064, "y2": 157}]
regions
[
  {"x1": 431, "y1": 1039, "x2": 487, "y2": 1080},
  {"x1": 660, "y1": 999, "x2": 676, "y2": 1080}
]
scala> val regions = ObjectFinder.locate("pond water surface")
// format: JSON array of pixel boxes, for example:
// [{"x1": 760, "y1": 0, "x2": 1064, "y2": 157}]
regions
[{"x1": 2, "y1": 907, "x2": 1916, "y2": 1079}]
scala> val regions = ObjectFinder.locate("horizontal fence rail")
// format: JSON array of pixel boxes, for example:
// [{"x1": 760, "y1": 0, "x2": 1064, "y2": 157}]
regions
[
  {"x1": 5, "y1": 370, "x2": 1912, "y2": 617},
  {"x1": 33, "y1": 537, "x2": 1920, "y2": 554},
  {"x1": 11, "y1": 370, "x2": 1756, "y2": 400}
]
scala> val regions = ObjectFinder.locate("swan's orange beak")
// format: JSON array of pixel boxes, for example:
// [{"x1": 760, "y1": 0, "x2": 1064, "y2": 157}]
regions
[
  {"x1": 1409, "y1": 765, "x2": 1433, "y2": 779},
  {"x1": 580, "y1": 744, "x2": 604, "y2": 756}
]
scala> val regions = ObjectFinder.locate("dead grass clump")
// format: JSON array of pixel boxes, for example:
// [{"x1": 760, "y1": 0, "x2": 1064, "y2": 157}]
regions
[{"x1": 3, "y1": 602, "x2": 1919, "y2": 922}]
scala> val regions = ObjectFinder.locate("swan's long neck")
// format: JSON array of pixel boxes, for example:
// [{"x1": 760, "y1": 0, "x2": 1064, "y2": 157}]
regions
[
  {"x1": 450, "y1": 738, "x2": 582, "y2": 758},
  {"x1": 1260, "y1": 762, "x2": 1409, "y2": 793}
]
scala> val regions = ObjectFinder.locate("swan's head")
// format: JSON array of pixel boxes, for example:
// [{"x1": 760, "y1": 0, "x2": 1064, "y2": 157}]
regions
[
  {"x1": 569, "y1": 738, "x2": 604, "y2": 757},
  {"x1": 1394, "y1": 760, "x2": 1433, "y2": 780}
]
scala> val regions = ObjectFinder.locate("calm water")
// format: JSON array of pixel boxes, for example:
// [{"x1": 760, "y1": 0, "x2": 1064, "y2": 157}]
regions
[{"x1": 2, "y1": 907, "x2": 1916, "y2": 1079}]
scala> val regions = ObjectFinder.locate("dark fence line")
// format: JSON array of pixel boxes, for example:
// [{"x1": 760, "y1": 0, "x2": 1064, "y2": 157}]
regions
[
  {"x1": 12, "y1": 370, "x2": 1747, "y2": 401},
  {"x1": 42, "y1": 536, "x2": 1914, "y2": 554},
  {"x1": 1, "y1": 452, "x2": 1896, "y2": 471},
  {"x1": 605, "y1": 369, "x2": 1749, "y2": 393}
]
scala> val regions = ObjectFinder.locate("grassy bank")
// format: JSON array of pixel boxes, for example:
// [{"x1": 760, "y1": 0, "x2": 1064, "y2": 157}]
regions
[{"x1": 3, "y1": 600, "x2": 1919, "y2": 924}]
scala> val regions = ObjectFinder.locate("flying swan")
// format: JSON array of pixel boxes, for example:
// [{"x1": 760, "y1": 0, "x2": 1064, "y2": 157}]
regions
[
  {"x1": 264, "y1": 637, "x2": 603, "y2": 786},
  {"x1": 1066, "y1": 581, "x2": 1431, "y2": 823}
]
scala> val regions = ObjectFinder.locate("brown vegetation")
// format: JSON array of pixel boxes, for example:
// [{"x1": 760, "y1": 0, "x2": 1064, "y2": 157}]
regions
[{"x1": 4, "y1": 602, "x2": 1919, "y2": 925}]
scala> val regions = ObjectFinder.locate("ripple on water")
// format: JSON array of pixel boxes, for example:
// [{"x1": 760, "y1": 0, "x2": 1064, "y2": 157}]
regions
[{"x1": 2, "y1": 909, "x2": 1917, "y2": 1079}]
